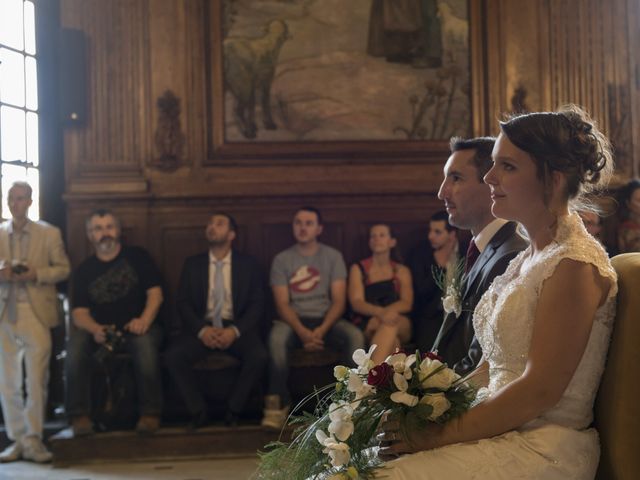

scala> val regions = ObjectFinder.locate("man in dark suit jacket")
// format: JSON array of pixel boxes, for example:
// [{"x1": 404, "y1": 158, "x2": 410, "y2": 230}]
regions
[
  {"x1": 433, "y1": 137, "x2": 528, "y2": 375},
  {"x1": 165, "y1": 212, "x2": 267, "y2": 428}
]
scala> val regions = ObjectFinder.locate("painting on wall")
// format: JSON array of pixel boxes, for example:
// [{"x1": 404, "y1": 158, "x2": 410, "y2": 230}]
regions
[{"x1": 207, "y1": 0, "x2": 471, "y2": 161}]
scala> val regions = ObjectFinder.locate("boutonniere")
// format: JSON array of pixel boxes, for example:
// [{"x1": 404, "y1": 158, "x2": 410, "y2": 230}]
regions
[{"x1": 433, "y1": 258, "x2": 465, "y2": 318}]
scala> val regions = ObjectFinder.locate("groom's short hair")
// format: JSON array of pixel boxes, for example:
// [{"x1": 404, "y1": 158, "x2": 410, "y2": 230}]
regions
[{"x1": 450, "y1": 136, "x2": 496, "y2": 181}]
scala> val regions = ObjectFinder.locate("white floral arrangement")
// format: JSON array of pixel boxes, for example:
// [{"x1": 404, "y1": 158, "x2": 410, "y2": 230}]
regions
[
  {"x1": 433, "y1": 258, "x2": 466, "y2": 318},
  {"x1": 256, "y1": 345, "x2": 476, "y2": 480}
]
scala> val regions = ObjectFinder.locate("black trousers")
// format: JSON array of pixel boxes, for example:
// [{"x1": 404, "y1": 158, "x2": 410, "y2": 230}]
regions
[{"x1": 164, "y1": 326, "x2": 268, "y2": 416}]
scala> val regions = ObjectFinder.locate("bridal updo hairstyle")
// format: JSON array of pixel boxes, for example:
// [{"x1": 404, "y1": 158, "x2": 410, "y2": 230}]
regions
[{"x1": 499, "y1": 105, "x2": 614, "y2": 209}]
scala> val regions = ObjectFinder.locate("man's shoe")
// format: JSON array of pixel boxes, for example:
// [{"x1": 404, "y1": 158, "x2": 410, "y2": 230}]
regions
[
  {"x1": 71, "y1": 415, "x2": 93, "y2": 437},
  {"x1": 187, "y1": 410, "x2": 210, "y2": 431},
  {"x1": 0, "y1": 442, "x2": 22, "y2": 463},
  {"x1": 136, "y1": 415, "x2": 160, "y2": 435},
  {"x1": 261, "y1": 395, "x2": 290, "y2": 430},
  {"x1": 21, "y1": 437, "x2": 52, "y2": 464}
]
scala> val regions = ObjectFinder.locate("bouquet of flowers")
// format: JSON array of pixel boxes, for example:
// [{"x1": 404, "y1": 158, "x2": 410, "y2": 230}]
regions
[{"x1": 256, "y1": 345, "x2": 476, "y2": 480}]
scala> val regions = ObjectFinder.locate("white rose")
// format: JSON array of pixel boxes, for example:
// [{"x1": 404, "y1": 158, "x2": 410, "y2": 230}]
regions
[
  {"x1": 419, "y1": 392, "x2": 451, "y2": 420},
  {"x1": 418, "y1": 358, "x2": 459, "y2": 390},
  {"x1": 418, "y1": 357, "x2": 442, "y2": 381}
]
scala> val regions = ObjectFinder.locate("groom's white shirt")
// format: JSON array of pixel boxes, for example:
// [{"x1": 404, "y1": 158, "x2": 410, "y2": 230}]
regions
[{"x1": 473, "y1": 218, "x2": 509, "y2": 253}]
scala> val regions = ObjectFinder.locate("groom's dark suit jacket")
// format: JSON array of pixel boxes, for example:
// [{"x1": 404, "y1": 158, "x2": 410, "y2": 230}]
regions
[
  {"x1": 433, "y1": 222, "x2": 528, "y2": 375},
  {"x1": 176, "y1": 250, "x2": 265, "y2": 337}
]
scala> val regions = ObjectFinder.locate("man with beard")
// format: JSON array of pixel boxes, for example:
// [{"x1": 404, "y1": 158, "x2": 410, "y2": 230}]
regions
[
  {"x1": 65, "y1": 209, "x2": 164, "y2": 436},
  {"x1": 261, "y1": 206, "x2": 364, "y2": 430},
  {"x1": 407, "y1": 210, "x2": 461, "y2": 352},
  {"x1": 433, "y1": 137, "x2": 528, "y2": 375},
  {"x1": 0, "y1": 182, "x2": 70, "y2": 463},
  {"x1": 165, "y1": 213, "x2": 267, "y2": 429}
]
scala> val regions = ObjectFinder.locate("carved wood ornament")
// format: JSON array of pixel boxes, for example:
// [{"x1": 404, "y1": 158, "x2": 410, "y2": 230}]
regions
[{"x1": 151, "y1": 90, "x2": 186, "y2": 172}]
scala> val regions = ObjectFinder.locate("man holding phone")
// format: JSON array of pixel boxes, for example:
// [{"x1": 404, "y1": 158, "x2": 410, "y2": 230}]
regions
[{"x1": 0, "y1": 182, "x2": 70, "y2": 463}]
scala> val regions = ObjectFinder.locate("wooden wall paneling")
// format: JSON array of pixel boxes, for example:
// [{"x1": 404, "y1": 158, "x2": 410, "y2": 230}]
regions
[
  {"x1": 147, "y1": 0, "x2": 207, "y2": 171},
  {"x1": 469, "y1": 0, "x2": 489, "y2": 135},
  {"x1": 609, "y1": 0, "x2": 634, "y2": 177},
  {"x1": 61, "y1": 0, "x2": 151, "y2": 191},
  {"x1": 628, "y1": 0, "x2": 640, "y2": 177},
  {"x1": 502, "y1": 0, "x2": 546, "y2": 112},
  {"x1": 545, "y1": 0, "x2": 635, "y2": 178},
  {"x1": 483, "y1": 0, "x2": 548, "y2": 127},
  {"x1": 548, "y1": 0, "x2": 609, "y2": 128},
  {"x1": 482, "y1": 0, "x2": 504, "y2": 135}
]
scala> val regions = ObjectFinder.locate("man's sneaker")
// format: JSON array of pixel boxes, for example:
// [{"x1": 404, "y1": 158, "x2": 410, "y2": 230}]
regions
[
  {"x1": 0, "y1": 442, "x2": 22, "y2": 463},
  {"x1": 136, "y1": 415, "x2": 160, "y2": 435},
  {"x1": 21, "y1": 437, "x2": 53, "y2": 464},
  {"x1": 261, "y1": 395, "x2": 290, "y2": 430},
  {"x1": 71, "y1": 415, "x2": 93, "y2": 437}
]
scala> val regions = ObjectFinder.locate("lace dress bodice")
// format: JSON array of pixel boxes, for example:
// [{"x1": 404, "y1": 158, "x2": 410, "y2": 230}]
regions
[{"x1": 473, "y1": 212, "x2": 617, "y2": 429}]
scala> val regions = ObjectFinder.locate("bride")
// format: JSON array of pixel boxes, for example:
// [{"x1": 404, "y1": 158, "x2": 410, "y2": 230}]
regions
[{"x1": 379, "y1": 105, "x2": 617, "y2": 479}]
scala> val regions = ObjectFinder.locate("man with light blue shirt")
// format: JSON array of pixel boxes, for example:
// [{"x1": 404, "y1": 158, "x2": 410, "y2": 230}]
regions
[
  {"x1": 261, "y1": 207, "x2": 364, "y2": 430},
  {"x1": 165, "y1": 212, "x2": 267, "y2": 429}
]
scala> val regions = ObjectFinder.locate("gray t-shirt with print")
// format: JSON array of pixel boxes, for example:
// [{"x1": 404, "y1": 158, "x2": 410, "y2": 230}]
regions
[{"x1": 270, "y1": 243, "x2": 347, "y2": 319}]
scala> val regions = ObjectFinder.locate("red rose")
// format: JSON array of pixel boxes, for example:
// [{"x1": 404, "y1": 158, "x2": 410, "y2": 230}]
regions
[
  {"x1": 367, "y1": 363, "x2": 393, "y2": 387},
  {"x1": 422, "y1": 351, "x2": 444, "y2": 362}
]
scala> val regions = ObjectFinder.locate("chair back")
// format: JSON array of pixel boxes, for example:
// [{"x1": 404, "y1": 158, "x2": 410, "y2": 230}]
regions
[{"x1": 595, "y1": 253, "x2": 640, "y2": 479}]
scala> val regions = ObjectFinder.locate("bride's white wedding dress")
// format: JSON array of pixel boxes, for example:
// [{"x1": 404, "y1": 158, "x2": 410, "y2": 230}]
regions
[{"x1": 381, "y1": 213, "x2": 617, "y2": 480}]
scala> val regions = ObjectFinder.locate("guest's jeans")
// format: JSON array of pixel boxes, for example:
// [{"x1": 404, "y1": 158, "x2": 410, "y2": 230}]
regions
[
  {"x1": 64, "y1": 323, "x2": 163, "y2": 417},
  {"x1": 267, "y1": 318, "x2": 365, "y2": 407}
]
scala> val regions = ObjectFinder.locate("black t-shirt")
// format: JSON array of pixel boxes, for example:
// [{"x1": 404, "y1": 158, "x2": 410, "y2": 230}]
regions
[{"x1": 72, "y1": 246, "x2": 162, "y2": 329}]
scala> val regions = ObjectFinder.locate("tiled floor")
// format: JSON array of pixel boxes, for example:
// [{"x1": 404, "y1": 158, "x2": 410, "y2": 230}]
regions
[{"x1": 0, "y1": 456, "x2": 259, "y2": 480}]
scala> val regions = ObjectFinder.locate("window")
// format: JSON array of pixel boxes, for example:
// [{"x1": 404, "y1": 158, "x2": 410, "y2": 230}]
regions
[{"x1": 0, "y1": 0, "x2": 40, "y2": 220}]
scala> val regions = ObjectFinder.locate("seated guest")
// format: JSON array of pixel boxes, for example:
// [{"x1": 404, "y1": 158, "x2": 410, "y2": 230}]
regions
[
  {"x1": 433, "y1": 136, "x2": 527, "y2": 375},
  {"x1": 262, "y1": 207, "x2": 365, "y2": 430},
  {"x1": 65, "y1": 209, "x2": 164, "y2": 436},
  {"x1": 348, "y1": 224, "x2": 413, "y2": 364},
  {"x1": 616, "y1": 178, "x2": 640, "y2": 253},
  {"x1": 406, "y1": 210, "x2": 461, "y2": 353},
  {"x1": 165, "y1": 213, "x2": 267, "y2": 428}
]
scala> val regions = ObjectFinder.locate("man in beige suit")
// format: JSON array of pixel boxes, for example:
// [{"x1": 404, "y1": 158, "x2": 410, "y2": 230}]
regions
[{"x1": 0, "y1": 182, "x2": 70, "y2": 463}]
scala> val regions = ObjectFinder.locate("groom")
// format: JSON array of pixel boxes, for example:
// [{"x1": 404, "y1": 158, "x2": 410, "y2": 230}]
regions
[{"x1": 433, "y1": 137, "x2": 528, "y2": 375}]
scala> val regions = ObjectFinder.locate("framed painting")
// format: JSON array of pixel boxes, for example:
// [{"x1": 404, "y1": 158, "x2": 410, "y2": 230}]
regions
[{"x1": 206, "y1": 0, "x2": 475, "y2": 163}]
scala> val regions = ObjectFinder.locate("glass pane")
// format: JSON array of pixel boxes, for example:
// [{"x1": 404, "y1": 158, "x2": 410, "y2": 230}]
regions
[
  {"x1": 24, "y1": 1, "x2": 36, "y2": 55},
  {"x1": 1, "y1": 106, "x2": 26, "y2": 162},
  {"x1": 27, "y1": 167, "x2": 40, "y2": 220},
  {"x1": 0, "y1": 0, "x2": 24, "y2": 50},
  {"x1": 26, "y1": 111, "x2": 38, "y2": 166},
  {"x1": 0, "y1": 48, "x2": 26, "y2": 107},
  {"x1": 25, "y1": 55, "x2": 37, "y2": 110}
]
